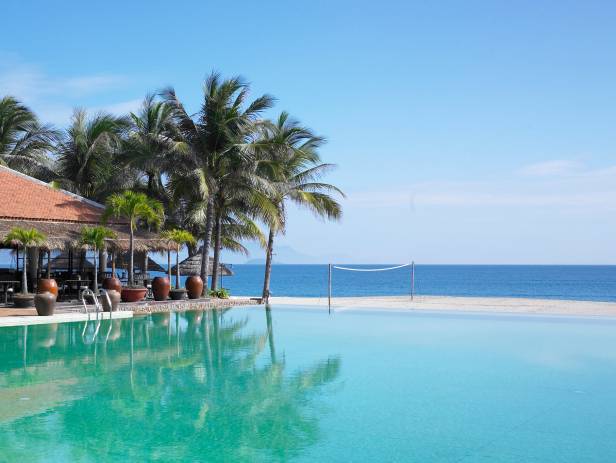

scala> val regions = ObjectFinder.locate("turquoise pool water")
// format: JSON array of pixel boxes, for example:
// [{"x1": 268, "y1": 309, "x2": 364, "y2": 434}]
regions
[{"x1": 1, "y1": 306, "x2": 615, "y2": 462}]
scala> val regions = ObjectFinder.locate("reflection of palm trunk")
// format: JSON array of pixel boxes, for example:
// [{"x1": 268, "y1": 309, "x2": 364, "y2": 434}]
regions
[
  {"x1": 262, "y1": 228, "x2": 275, "y2": 302},
  {"x1": 265, "y1": 306, "x2": 277, "y2": 364},
  {"x1": 200, "y1": 199, "x2": 214, "y2": 295}
]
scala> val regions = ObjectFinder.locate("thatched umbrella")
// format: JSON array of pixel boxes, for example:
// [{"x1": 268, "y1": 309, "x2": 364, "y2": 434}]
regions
[{"x1": 171, "y1": 254, "x2": 233, "y2": 277}]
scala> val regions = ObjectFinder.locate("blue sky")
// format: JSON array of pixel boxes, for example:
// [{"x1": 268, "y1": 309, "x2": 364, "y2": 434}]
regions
[{"x1": 2, "y1": 0, "x2": 615, "y2": 264}]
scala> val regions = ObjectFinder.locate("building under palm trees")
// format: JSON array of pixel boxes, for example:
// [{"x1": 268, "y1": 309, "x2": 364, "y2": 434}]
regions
[{"x1": 0, "y1": 165, "x2": 167, "y2": 292}]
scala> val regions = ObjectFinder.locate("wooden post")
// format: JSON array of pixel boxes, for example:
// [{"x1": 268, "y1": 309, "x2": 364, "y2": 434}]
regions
[
  {"x1": 411, "y1": 261, "x2": 415, "y2": 301},
  {"x1": 328, "y1": 264, "x2": 332, "y2": 313}
]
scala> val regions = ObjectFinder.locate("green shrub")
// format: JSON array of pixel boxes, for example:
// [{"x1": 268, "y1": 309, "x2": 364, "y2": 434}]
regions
[{"x1": 208, "y1": 288, "x2": 230, "y2": 299}]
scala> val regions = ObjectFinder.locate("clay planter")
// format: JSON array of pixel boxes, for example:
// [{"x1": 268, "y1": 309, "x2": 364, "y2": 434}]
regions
[
  {"x1": 152, "y1": 277, "x2": 170, "y2": 301},
  {"x1": 102, "y1": 277, "x2": 122, "y2": 293},
  {"x1": 101, "y1": 289, "x2": 121, "y2": 312},
  {"x1": 120, "y1": 287, "x2": 147, "y2": 303},
  {"x1": 13, "y1": 293, "x2": 35, "y2": 308},
  {"x1": 185, "y1": 276, "x2": 203, "y2": 299},
  {"x1": 37, "y1": 278, "x2": 58, "y2": 298},
  {"x1": 34, "y1": 291, "x2": 56, "y2": 316},
  {"x1": 169, "y1": 288, "x2": 186, "y2": 300}
]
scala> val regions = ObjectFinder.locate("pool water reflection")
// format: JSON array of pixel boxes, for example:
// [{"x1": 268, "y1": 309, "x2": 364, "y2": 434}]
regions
[{"x1": 1, "y1": 306, "x2": 616, "y2": 462}]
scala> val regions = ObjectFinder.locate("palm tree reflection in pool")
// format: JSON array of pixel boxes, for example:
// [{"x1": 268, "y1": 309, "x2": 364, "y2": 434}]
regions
[{"x1": 0, "y1": 309, "x2": 340, "y2": 462}]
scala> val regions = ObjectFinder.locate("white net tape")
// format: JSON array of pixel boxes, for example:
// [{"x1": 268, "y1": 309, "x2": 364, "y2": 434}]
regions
[{"x1": 332, "y1": 263, "x2": 412, "y2": 272}]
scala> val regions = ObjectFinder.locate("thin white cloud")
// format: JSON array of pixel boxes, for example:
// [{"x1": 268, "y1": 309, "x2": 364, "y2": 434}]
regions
[
  {"x1": 346, "y1": 162, "x2": 616, "y2": 209},
  {"x1": 0, "y1": 58, "x2": 133, "y2": 125},
  {"x1": 517, "y1": 159, "x2": 583, "y2": 177}
]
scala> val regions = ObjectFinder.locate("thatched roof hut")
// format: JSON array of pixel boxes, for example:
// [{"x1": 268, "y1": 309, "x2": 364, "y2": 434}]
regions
[
  {"x1": 171, "y1": 253, "x2": 233, "y2": 276},
  {"x1": 0, "y1": 166, "x2": 169, "y2": 252}
]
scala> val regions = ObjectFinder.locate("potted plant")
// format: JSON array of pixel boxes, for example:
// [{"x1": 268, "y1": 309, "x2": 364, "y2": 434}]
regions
[
  {"x1": 103, "y1": 191, "x2": 164, "y2": 303},
  {"x1": 79, "y1": 225, "x2": 117, "y2": 295},
  {"x1": 38, "y1": 248, "x2": 58, "y2": 298},
  {"x1": 102, "y1": 250, "x2": 122, "y2": 292},
  {"x1": 161, "y1": 229, "x2": 195, "y2": 301},
  {"x1": 3, "y1": 227, "x2": 47, "y2": 309}
]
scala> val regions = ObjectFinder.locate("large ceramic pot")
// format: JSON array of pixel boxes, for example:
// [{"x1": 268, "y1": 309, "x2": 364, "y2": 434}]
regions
[
  {"x1": 102, "y1": 277, "x2": 122, "y2": 293},
  {"x1": 120, "y1": 287, "x2": 147, "y2": 303},
  {"x1": 34, "y1": 291, "x2": 56, "y2": 316},
  {"x1": 185, "y1": 276, "x2": 203, "y2": 299},
  {"x1": 37, "y1": 278, "x2": 58, "y2": 298},
  {"x1": 13, "y1": 293, "x2": 34, "y2": 308},
  {"x1": 169, "y1": 288, "x2": 186, "y2": 300},
  {"x1": 101, "y1": 289, "x2": 121, "y2": 312},
  {"x1": 152, "y1": 277, "x2": 170, "y2": 301}
]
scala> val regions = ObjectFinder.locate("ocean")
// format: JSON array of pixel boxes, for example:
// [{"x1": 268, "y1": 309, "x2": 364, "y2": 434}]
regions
[{"x1": 152, "y1": 264, "x2": 616, "y2": 302}]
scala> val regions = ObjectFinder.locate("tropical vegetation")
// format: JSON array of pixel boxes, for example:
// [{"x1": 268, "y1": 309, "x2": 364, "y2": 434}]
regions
[
  {"x1": 1, "y1": 72, "x2": 343, "y2": 297},
  {"x1": 160, "y1": 229, "x2": 196, "y2": 289},
  {"x1": 79, "y1": 226, "x2": 117, "y2": 294},
  {"x1": 3, "y1": 227, "x2": 47, "y2": 294}
]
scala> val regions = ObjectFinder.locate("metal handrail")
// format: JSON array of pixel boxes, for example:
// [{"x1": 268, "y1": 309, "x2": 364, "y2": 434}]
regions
[{"x1": 81, "y1": 289, "x2": 113, "y2": 344}]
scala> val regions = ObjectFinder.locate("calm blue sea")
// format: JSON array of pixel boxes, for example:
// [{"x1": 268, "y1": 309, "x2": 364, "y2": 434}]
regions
[{"x1": 152, "y1": 264, "x2": 616, "y2": 302}]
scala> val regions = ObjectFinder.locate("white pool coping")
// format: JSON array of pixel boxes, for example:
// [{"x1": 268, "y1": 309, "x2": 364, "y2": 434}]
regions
[{"x1": 0, "y1": 311, "x2": 133, "y2": 327}]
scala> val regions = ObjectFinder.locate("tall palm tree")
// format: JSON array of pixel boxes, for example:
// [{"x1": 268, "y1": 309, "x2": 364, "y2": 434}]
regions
[
  {"x1": 163, "y1": 72, "x2": 275, "y2": 294},
  {"x1": 56, "y1": 109, "x2": 132, "y2": 201},
  {"x1": 121, "y1": 95, "x2": 187, "y2": 204},
  {"x1": 254, "y1": 112, "x2": 344, "y2": 301},
  {"x1": 160, "y1": 229, "x2": 195, "y2": 289},
  {"x1": 3, "y1": 227, "x2": 47, "y2": 294},
  {"x1": 0, "y1": 96, "x2": 57, "y2": 180},
  {"x1": 79, "y1": 226, "x2": 117, "y2": 294},
  {"x1": 102, "y1": 191, "x2": 164, "y2": 286}
]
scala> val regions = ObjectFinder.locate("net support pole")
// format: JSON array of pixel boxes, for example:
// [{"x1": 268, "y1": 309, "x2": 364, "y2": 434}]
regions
[
  {"x1": 411, "y1": 261, "x2": 415, "y2": 301},
  {"x1": 328, "y1": 263, "x2": 332, "y2": 313}
]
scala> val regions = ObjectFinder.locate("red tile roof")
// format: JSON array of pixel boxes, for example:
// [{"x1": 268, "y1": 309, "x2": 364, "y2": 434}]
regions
[{"x1": 0, "y1": 166, "x2": 105, "y2": 223}]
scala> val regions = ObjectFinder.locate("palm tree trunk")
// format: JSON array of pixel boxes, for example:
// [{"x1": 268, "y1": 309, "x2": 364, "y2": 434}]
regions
[
  {"x1": 129, "y1": 225, "x2": 134, "y2": 286},
  {"x1": 200, "y1": 198, "x2": 214, "y2": 295},
  {"x1": 175, "y1": 245, "x2": 180, "y2": 289},
  {"x1": 211, "y1": 209, "x2": 223, "y2": 291},
  {"x1": 47, "y1": 250, "x2": 51, "y2": 278},
  {"x1": 21, "y1": 246, "x2": 28, "y2": 294},
  {"x1": 262, "y1": 228, "x2": 275, "y2": 302},
  {"x1": 93, "y1": 248, "x2": 98, "y2": 294},
  {"x1": 167, "y1": 250, "x2": 171, "y2": 281}
]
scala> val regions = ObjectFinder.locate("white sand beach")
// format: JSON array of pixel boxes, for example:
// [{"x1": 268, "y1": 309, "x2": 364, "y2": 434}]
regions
[{"x1": 268, "y1": 295, "x2": 616, "y2": 317}]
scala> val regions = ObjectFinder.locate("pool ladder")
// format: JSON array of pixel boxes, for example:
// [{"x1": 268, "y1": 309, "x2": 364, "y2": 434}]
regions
[{"x1": 81, "y1": 289, "x2": 113, "y2": 344}]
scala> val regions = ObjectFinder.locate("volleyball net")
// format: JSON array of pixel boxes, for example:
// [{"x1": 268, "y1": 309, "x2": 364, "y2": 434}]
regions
[{"x1": 327, "y1": 262, "x2": 416, "y2": 311}]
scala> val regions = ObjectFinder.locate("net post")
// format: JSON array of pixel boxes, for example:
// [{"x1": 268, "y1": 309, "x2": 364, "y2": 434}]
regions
[
  {"x1": 328, "y1": 263, "x2": 332, "y2": 313},
  {"x1": 411, "y1": 261, "x2": 415, "y2": 301}
]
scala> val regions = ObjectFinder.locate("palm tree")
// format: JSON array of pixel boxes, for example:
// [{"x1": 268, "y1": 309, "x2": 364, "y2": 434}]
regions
[
  {"x1": 102, "y1": 191, "x2": 164, "y2": 286},
  {"x1": 121, "y1": 95, "x2": 187, "y2": 204},
  {"x1": 160, "y1": 229, "x2": 195, "y2": 289},
  {"x1": 163, "y1": 72, "x2": 275, "y2": 294},
  {"x1": 3, "y1": 227, "x2": 47, "y2": 294},
  {"x1": 56, "y1": 109, "x2": 133, "y2": 201},
  {"x1": 79, "y1": 226, "x2": 117, "y2": 294},
  {"x1": 254, "y1": 112, "x2": 344, "y2": 301},
  {"x1": 0, "y1": 96, "x2": 57, "y2": 180}
]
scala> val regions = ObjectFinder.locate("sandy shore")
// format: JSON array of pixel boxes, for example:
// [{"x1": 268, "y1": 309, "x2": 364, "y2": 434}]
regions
[{"x1": 268, "y1": 295, "x2": 616, "y2": 317}]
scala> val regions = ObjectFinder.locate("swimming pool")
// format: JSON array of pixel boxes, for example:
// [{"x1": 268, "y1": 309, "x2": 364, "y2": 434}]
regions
[{"x1": 1, "y1": 306, "x2": 615, "y2": 462}]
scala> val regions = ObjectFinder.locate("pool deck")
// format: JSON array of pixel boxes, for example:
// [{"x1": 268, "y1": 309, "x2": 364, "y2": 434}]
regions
[
  {"x1": 269, "y1": 295, "x2": 616, "y2": 317},
  {"x1": 0, "y1": 296, "x2": 261, "y2": 327}
]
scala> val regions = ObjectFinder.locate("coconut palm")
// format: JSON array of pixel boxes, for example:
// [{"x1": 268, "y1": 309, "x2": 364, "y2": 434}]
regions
[
  {"x1": 163, "y1": 72, "x2": 275, "y2": 294},
  {"x1": 0, "y1": 96, "x2": 57, "y2": 180},
  {"x1": 102, "y1": 191, "x2": 164, "y2": 286},
  {"x1": 56, "y1": 109, "x2": 133, "y2": 201},
  {"x1": 253, "y1": 112, "x2": 344, "y2": 301},
  {"x1": 160, "y1": 229, "x2": 196, "y2": 289},
  {"x1": 121, "y1": 95, "x2": 187, "y2": 204},
  {"x1": 3, "y1": 227, "x2": 47, "y2": 294},
  {"x1": 79, "y1": 226, "x2": 117, "y2": 294}
]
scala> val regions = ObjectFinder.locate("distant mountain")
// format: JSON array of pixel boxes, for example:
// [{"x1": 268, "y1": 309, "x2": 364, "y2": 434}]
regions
[{"x1": 222, "y1": 243, "x2": 351, "y2": 265}]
